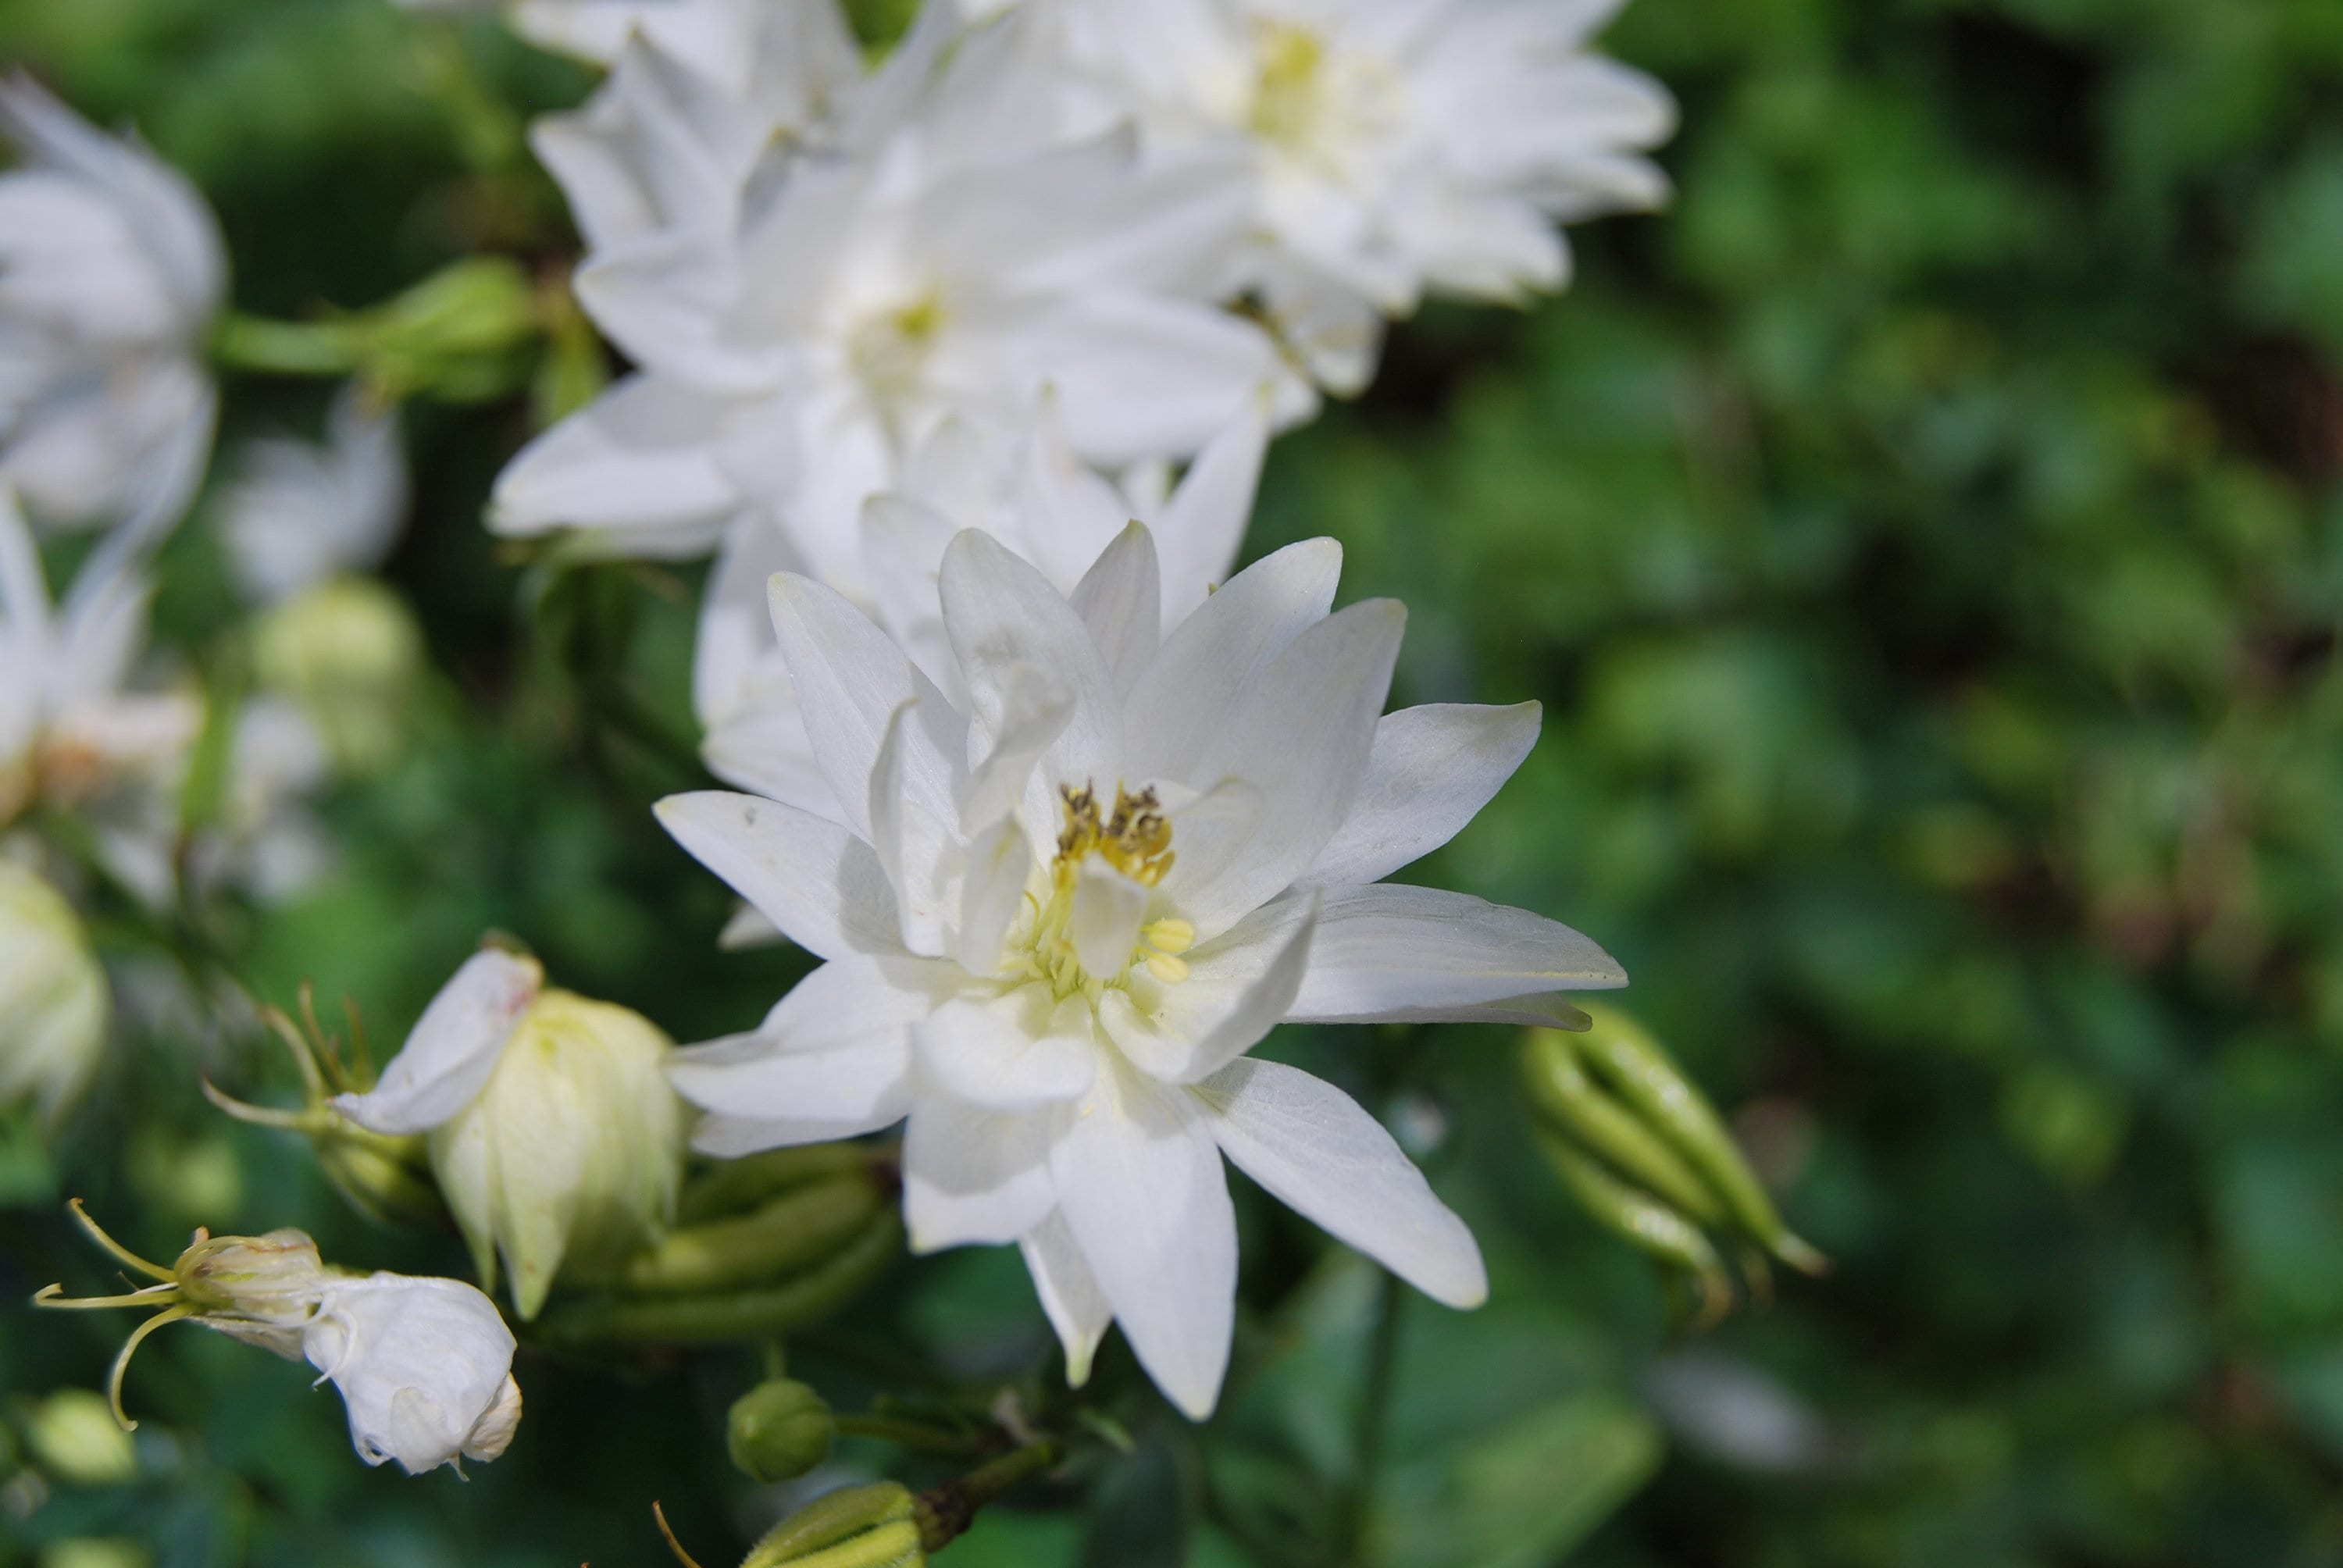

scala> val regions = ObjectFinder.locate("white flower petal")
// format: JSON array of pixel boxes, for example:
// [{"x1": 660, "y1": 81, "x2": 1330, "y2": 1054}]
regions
[
  {"x1": 956, "y1": 662, "x2": 1075, "y2": 835},
  {"x1": 916, "y1": 987, "x2": 1098, "y2": 1110},
  {"x1": 1048, "y1": 1052, "x2": 1236, "y2": 1419},
  {"x1": 1097, "y1": 891, "x2": 1316, "y2": 1084},
  {"x1": 1021, "y1": 1209, "x2": 1111, "y2": 1387},
  {"x1": 902, "y1": 1093, "x2": 1056, "y2": 1252},
  {"x1": 1193, "y1": 1059, "x2": 1486, "y2": 1308},
  {"x1": 654, "y1": 791, "x2": 901, "y2": 960},
  {"x1": 489, "y1": 374, "x2": 744, "y2": 547},
  {"x1": 1069, "y1": 858, "x2": 1150, "y2": 982},
  {"x1": 1151, "y1": 397, "x2": 1268, "y2": 626},
  {"x1": 1067, "y1": 521, "x2": 1161, "y2": 700},
  {"x1": 767, "y1": 572, "x2": 932, "y2": 841},
  {"x1": 871, "y1": 694, "x2": 972, "y2": 957},
  {"x1": 301, "y1": 1274, "x2": 518, "y2": 1476},
  {"x1": 1286, "y1": 885, "x2": 1626, "y2": 1022},
  {"x1": 954, "y1": 814, "x2": 1038, "y2": 978},
  {"x1": 1296, "y1": 702, "x2": 1541, "y2": 888},
  {"x1": 330, "y1": 950, "x2": 541, "y2": 1135}
]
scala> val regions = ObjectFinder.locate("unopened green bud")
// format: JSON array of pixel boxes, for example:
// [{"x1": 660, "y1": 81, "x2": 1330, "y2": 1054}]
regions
[
  {"x1": 728, "y1": 1379, "x2": 835, "y2": 1484},
  {"x1": 366, "y1": 258, "x2": 539, "y2": 402},
  {"x1": 26, "y1": 1391, "x2": 136, "y2": 1485},
  {"x1": 249, "y1": 576, "x2": 426, "y2": 776},
  {"x1": 40, "y1": 1540, "x2": 151, "y2": 1568},
  {"x1": 623, "y1": 1173, "x2": 883, "y2": 1296},
  {"x1": 744, "y1": 1483, "x2": 923, "y2": 1568},
  {"x1": 0, "y1": 861, "x2": 108, "y2": 1127}
]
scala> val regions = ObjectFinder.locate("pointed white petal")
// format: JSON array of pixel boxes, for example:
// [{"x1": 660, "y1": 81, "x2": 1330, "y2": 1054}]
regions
[
  {"x1": 916, "y1": 987, "x2": 1097, "y2": 1110},
  {"x1": 1151, "y1": 398, "x2": 1268, "y2": 625},
  {"x1": 1067, "y1": 521, "x2": 1161, "y2": 700},
  {"x1": 767, "y1": 571, "x2": 929, "y2": 841},
  {"x1": 654, "y1": 791, "x2": 901, "y2": 960},
  {"x1": 489, "y1": 375, "x2": 741, "y2": 545},
  {"x1": 330, "y1": 950, "x2": 540, "y2": 1135},
  {"x1": 1069, "y1": 859, "x2": 1150, "y2": 981},
  {"x1": 1286, "y1": 885, "x2": 1626, "y2": 1022},
  {"x1": 1097, "y1": 892, "x2": 1316, "y2": 1084},
  {"x1": 954, "y1": 815, "x2": 1039, "y2": 978},
  {"x1": 1193, "y1": 1060, "x2": 1486, "y2": 1308},
  {"x1": 1297, "y1": 702, "x2": 1542, "y2": 888},
  {"x1": 1049, "y1": 1053, "x2": 1236, "y2": 1420},
  {"x1": 957, "y1": 663, "x2": 1075, "y2": 834},
  {"x1": 902, "y1": 1094, "x2": 1056, "y2": 1252},
  {"x1": 1022, "y1": 1209, "x2": 1110, "y2": 1386}
]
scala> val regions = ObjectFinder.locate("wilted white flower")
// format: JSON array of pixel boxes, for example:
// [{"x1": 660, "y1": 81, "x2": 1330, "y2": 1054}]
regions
[
  {"x1": 218, "y1": 383, "x2": 407, "y2": 607},
  {"x1": 0, "y1": 76, "x2": 222, "y2": 545},
  {"x1": 332, "y1": 948, "x2": 687, "y2": 1319},
  {"x1": 0, "y1": 857, "x2": 109, "y2": 1125},
  {"x1": 37, "y1": 1213, "x2": 521, "y2": 1478},
  {"x1": 658, "y1": 522, "x2": 1623, "y2": 1416},
  {"x1": 1054, "y1": 0, "x2": 1676, "y2": 391},
  {"x1": 493, "y1": 1, "x2": 1299, "y2": 597}
]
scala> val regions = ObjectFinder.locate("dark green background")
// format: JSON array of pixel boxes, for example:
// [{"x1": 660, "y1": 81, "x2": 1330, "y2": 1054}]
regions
[{"x1": 5, "y1": 0, "x2": 2343, "y2": 1563}]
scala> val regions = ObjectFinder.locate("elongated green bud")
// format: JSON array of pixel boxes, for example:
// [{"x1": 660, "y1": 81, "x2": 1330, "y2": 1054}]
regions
[
  {"x1": 744, "y1": 1484, "x2": 922, "y2": 1568},
  {"x1": 679, "y1": 1145, "x2": 883, "y2": 1225},
  {"x1": 1533, "y1": 1129, "x2": 1733, "y2": 1329},
  {"x1": 1521, "y1": 1029, "x2": 1723, "y2": 1224},
  {"x1": 728, "y1": 1379, "x2": 835, "y2": 1484},
  {"x1": 1573, "y1": 1006, "x2": 1826, "y2": 1276},
  {"x1": 623, "y1": 1174, "x2": 882, "y2": 1295}
]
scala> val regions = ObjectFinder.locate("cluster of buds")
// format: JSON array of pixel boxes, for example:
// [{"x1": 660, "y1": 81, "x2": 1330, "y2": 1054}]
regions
[
  {"x1": 34, "y1": 1203, "x2": 520, "y2": 1477},
  {"x1": 1522, "y1": 1007, "x2": 1825, "y2": 1327}
]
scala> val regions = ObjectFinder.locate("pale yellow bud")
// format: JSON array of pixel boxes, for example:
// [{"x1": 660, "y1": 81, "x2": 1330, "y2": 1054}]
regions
[
  {"x1": 26, "y1": 1391, "x2": 136, "y2": 1485},
  {"x1": 249, "y1": 576, "x2": 425, "y2": 775},
  {"x1": 0, "y1": 861, "x2": 108, "y2": 1126},
  {"x1": 428, "y1": 990, "x2": 686, "y2": 1320}
]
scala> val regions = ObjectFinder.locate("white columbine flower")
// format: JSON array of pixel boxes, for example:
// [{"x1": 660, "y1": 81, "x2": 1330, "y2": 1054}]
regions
[
  {"x1": 218, "y1": 383, "x2": 408, "y2": 607},
  {"x1": 492, "y1": 1, "x2": 1300, "y2": 597},
  {"x1": 657, "y1": 522, "x2": 1623, "y2": 1417},
  {"x1": 0, "y1": 76, "x2": 222, "y2": 546},
  {"x1": 1055, "y1": 0, "x2": 1676, "y2": 391},
  {"x1": 332, "y1": 948, "x2": 688, "y2": 1319}
]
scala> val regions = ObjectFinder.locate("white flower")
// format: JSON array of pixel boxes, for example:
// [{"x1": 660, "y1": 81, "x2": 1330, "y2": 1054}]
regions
[
  {"x1": 301, "y1": 1273, "x2": 522, "y2": 1475},
  {"x1": 657, "y1": 522, "x2": 1623, "y2": 1416},
  {"x1": 1054, "y1": 0, "x2": 1676, "y2": 391},
  {"x1": 697, "y1": 395, "x2": 1268, "y2": 821},
  {"x1": 0, "y1": 76, "x2": 222, "y2": 545},
  {"x1": 218, "y1": 384, "x2": 407, "y2": 606},
  {"x1": 332, "y1": 948, "x2": 688, "y2": 1319},
  {"x1": 0, "y1": 857, "x2": 109, "y2": 1124},
  {"x1": 492, "y1": 2, "x2": 1300, "y2": 597},
  {"x1": 515, "y1": 0, "x2": 861, "y2": 119}
]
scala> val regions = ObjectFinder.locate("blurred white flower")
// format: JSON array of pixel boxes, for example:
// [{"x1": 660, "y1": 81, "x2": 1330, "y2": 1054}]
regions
[
  {"x1": 514, "y1": 0, "x2": 858, "y2": 116},
  {"x1": 1054, "y1": 0, "x2": 1676, "y2": 391},
  {"x1": 333, "y1": 948, "x2": 687, "y2": 1319},
  {"x1": 493, "y1": 1, "x2": 1300, "y2": 599},
  {"x1": 301, "y1": 1273, "x2": 522, "y2": 1474},
  {"x1": 0, "y1": 857, "x2": 109, "y2": 1126},
  {"x1": 657, "y1": 522, "x2": 1623, "y2": 1416},
  {"x1": 0, "y1": 76, "x2": 222, "y2": 546},
  {"x1": 697, "y1": 394, "x2": 1269, "y2": 818},
  {"x1": 219, "y1": 384, "x2": 407, "y2": 607}
]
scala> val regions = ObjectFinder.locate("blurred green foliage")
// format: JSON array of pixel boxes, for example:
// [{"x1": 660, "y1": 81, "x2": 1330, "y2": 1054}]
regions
[{"x1": 5, "y1": 0, "x2": 2343, "y2": 1565}]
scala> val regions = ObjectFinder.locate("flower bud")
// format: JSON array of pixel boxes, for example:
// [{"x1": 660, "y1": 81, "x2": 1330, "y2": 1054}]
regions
[
  {"x1": 173, "y1": 1229, "x2": 330, "y2": 1326},
  {"x1": 727, "y1": 1378, "x2": 835, "y2": 1484},
  {"x1": 426, "y1": 985, "x2": 686, "y2": 1320},
  {"x1": 365, "y1": 258, "x2": 539, "y2": 402},
  {"x1": 742, "y1": 1483, "x2": 924, "y2": 1568},
  {"x1": 25, "y1": 1390, "x2": 136, "y2": 1485},
  {"x1": 249, "y1": 576, "x2": 426, "y2": 776},
  {"x1": 0, "y1": 861, "x2": 109, "y2": 1125}
]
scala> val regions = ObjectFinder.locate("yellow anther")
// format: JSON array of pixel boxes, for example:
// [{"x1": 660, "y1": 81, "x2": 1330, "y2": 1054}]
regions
[
  {"x1": 1143, "y1": 918, "x2": 1194, "y2": 955},
  {"x1": 1056, "y1": 782, "x2": 1175, "y2": 888},
  {"x1": 1145, "y1": 953, "x2": 1190, "y2": 984}
]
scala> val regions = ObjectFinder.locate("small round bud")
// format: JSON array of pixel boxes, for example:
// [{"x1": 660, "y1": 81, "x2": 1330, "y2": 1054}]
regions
[
  {"x1": 727, "y1": 1379, "x2": 835, "y2": 1484},
  {"x1": 250, "y1": 576, "x2": 426, "y2": 776},
  {"x1": 26, "y1": 1390, "x2": 137, "y2": 1485},
  {"x1": 0, "y1": 861, "x2": 109, "y2": 1126}
]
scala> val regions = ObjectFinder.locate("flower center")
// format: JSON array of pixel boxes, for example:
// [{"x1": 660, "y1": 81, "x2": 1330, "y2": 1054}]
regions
[
  {"x1": 1247, "y1": 23, "x2": 1329, "y2": 149},
  {"x1": 848, "y1": 289, "x2": 949, "y2": 415},
  {"x1": 1011, "y1": 782, "x2": 1195, "y2": 1001}
]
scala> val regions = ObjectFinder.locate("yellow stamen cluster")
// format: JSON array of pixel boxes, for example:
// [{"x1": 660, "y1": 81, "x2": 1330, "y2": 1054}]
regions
[
  {"x1": 1055, "y1": 782, "x2": 1175, "y2": 886},
  {"x1": 1013, "y1": 784, "x2": 1193, "y2": 1000},
  {"x1": 1249, "y1": 23, "x2": 1328, "y2": 148}
]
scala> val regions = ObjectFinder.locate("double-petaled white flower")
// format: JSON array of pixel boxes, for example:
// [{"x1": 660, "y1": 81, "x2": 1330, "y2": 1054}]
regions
[
  {"x1": 493, "y1": 1, "x2": 1299, "y2": 600},
  {"x1": 1054, "y1": 0, "x2": 1675, "y2": 391},
  {"x1": 333, "y1": 948, "x2": 688, "y2": 1319},
  {"x1": 0, "y1": 77, "x2": 221, "y2": 547},
  {"x1": 658, "y1": 522, "x2": 1623, "y2": 1416}
]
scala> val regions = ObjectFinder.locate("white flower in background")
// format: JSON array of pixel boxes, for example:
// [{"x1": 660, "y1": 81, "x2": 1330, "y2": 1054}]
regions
[
  {"x1": 0, "y1": 76, "x2": 222, "y2": 547},
  {"x1": 37, "y1": 1218, "x2": 521, "y2": 1477},
  {"x1": 1054, "y1": 0, "x2": 1676, "y2": 391},
  {"x1": 493, "y1": 1, "x2": 1300, "y2": 597},
  {"x1": 0, "y1": 857, "x2": 109, "y2": 1125},
  {"x1": 514, "y1": 0, "x2": 859, "y2": 119},
  {"x1": 302, "y1": 1273, "x2": 523, "y2": 1474},
  {"x1": 0, "y1": 485, "x2": 201, "y2": 829},
  {"x1": 658, "y1": 522, "x2": 1623, "y2": 1416},
  {"x1": 218, "y1": 384, "x2": 407, "y2": 607},
  {"x1": 332, "y1": 948, "x2": 687, "y2": 1319},
  {"x1": 697, "y1": 395, "x2": 1269, "y2": 825}
]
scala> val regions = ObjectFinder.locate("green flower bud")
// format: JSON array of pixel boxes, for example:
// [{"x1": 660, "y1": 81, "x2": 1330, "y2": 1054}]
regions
[
  {"x1": 427, "y1": 988, "x2": 686, "y2": 1320},
  {"x1": 728, "y1": 1379, "x2": 835, "y2": 1484},
  {"x1": 25, "y1": 1390, "x2": 137, "y2": 1486},
  {"x1": 173, "y1": 1229, "x2": 330, "y2": 1324},
  {"x1": 744, "y1": 1483, "x2": 924, "y2": 1568},
  {"x1": 366, "y1": 258, "x2": 540, "y2": 402},
  {"x1": 40, "y1": 1540, "x2": 151, "y2": 1568},
  {"x1": 249, "y1": 576, "x2": 426, "y2": 775},
  {"x1": 0, "y1": 861, "x2": 108, "y2": 1127}
]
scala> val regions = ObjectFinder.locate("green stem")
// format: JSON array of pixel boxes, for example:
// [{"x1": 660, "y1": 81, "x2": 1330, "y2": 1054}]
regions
[
  {"x1": 833, "y1": 1413, "x2": 994, "y2": 1459},
  {"x1": 209, "y1": 312, "x2": 364, "y2": 377},
  {"x1": 1337, "y1": 1268, "x2": 1404, "y2": 1566},
  {"x1": 913, "y1": 1439, "x2": 1065, "y2": 1552}
]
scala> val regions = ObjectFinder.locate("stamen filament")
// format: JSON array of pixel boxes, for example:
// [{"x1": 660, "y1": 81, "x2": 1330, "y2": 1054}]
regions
[
  {"x1": 68, "y1": 1199, "x2": 175, "y2": 1283},
  {"x1": 33, "y1": 1281, "x2": 182, "y2": 1310},
  {"x1": 107, "y1": 1302, "x2": 195, "y2": 1430}
]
